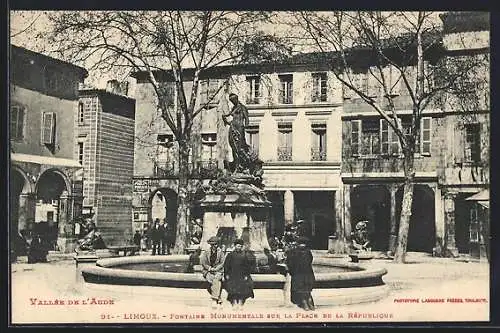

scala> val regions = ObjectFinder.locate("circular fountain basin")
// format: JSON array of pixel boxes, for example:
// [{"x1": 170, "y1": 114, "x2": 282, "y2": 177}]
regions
[{"x1": 81, "y1": 255, "x2": 387, "y2": 290}]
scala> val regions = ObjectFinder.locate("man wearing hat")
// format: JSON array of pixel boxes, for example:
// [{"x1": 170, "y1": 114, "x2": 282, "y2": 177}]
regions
[
  {"x1": 200, "y1": 236, "x2": 226, "y2": 308},
  {"x1": 285, "y1": 236, "x2": 316, "y2": 311}
]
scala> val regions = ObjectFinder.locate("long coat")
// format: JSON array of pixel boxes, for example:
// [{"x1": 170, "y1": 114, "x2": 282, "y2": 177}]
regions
[
  {"x1": 285, "y1": 245, "x2": 315, "y2": 305},
  {"x1": 223, "y1": 250, "x2": 255, "y2": 302},
  {"x1": 199, "y1": 248, "x2": 225, "y2": 283}
]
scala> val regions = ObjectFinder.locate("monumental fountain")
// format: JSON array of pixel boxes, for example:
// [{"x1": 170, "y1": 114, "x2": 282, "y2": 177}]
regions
[{"x1": 80, "y1": 94, "x2": 388, "y2": 307}]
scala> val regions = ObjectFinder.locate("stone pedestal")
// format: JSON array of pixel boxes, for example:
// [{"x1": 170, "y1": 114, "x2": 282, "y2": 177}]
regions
[
  {"x1": 57, "y1": 236, "x2": 78, "y2": 253},
  {"x1": 195, "y1": 191, "x2": 272, "y2": 272}
]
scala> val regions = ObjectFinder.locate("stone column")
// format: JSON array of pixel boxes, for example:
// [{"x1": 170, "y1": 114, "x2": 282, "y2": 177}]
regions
[
  {"x1": 331, "y1": 188, "x2": 345, "y2": 254},
  {"x1": 444, "y1": 192, "x2": 459, "y2": 257},
  {"x1": 388, "y1": 184, "x2": 398, "y2": 255},
  {"x1": 57, "y1": 191, "x2": 77, "y2": 253},
  {"x1": 284, "y1": 190, "x2": 294, "y2": 225},
  {"x1": 342, "y1": 184, "x2": 351, "y2": 252},
  {"x1": 17, "y1": 193, "x2": 36, "y2": 232},
  {"x1": 434, "y1": 186, "x2": 445, "y2": 255}
]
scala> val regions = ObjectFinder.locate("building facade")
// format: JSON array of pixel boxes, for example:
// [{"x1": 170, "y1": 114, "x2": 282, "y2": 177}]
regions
[
  {"x1": 10, "y1": 45, "x2": 88, "y2": 254},
  {"x1": 77, "y1": 82, "x2": 136, "y2": 245},
  {"x1": 131, "y1": 11, "x2": 489, "y2": 255},
  {"x1": 132, "y1": 62, "x2": 344, "y2": 250},
  {"x1": 340, "y1": 11, "x2": 489, "y2": 256}
]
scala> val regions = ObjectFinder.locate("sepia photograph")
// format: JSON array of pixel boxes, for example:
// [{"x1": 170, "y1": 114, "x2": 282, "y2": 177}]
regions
[{"x1": 8, "y1": 9, "x2": 491, "y2": 325}]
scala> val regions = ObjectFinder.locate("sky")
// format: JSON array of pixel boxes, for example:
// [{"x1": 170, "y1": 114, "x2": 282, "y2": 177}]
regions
[{"x1": 9, "y1": 10, "x2": 445, "y2": 89}]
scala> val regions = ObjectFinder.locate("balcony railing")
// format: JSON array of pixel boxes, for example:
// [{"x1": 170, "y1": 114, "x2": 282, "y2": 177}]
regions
[
  {"x1": 154, "y1": 161, "x2": 176, "y2": 178},
  {"x1": 311, "y1": 148, "x2": 327, "y2": 161},
  {"x1": 198, "y1": 159, "x2": 219, "y2": 178},
  {"x1": 277, "y1": 146, "x2": 292, "y2": 161}
]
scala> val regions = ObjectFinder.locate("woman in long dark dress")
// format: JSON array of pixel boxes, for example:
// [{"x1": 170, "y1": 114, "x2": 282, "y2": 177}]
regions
[
  {"x1": 224, "y1": 239, "x2": 255, "y2": 310},
  {"x1": 285, "y1": 236, "x2": 316, "y2": 311}
]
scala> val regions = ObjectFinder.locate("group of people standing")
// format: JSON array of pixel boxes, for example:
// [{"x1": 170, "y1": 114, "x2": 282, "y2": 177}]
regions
[
  {"x1": 200, "y1": 234, "x2": 316, "y2": 312},
  {"x1": 141, "y1": 218, "x2": 174, "y2": 255}
]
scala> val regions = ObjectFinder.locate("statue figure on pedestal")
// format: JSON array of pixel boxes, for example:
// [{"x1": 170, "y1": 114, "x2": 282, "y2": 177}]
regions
[{"x1": 222, "y1": 93, "x2": 263, "y2": 186}]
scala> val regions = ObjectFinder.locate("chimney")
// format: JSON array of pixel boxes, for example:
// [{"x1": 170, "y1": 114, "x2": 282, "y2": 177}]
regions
[{"x1": 106, "y1": 79, "x2": 129, "y2": 95}]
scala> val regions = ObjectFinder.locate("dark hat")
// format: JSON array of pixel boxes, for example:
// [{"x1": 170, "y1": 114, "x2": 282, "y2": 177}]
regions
[
  {"x1": 233, "y1": 238, "x2": 244, "y2": 245},
  {"x1": 207, "y1": 236, "x2": 219, "y2": 244},
  {"x1": 296, "y1": 236, "x2": 310, "y2": 245}
]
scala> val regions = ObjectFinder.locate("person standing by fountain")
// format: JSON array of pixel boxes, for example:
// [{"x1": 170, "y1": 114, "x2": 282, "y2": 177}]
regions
[
  {"x1": 223, "y1": 239, "x2": 255, "y2": 310},
  {"x1": 286, "y1": 236, "x2": 316, "y2": 311},
  {"x1": 150, "y1": 219, "x2": 163, "y2": 255},
  {"x1": 200, "y1": 236, "x2": 225, "y2": 309}
]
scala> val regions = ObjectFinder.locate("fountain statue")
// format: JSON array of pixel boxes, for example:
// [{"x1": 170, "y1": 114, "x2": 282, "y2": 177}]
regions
[{"x1": 192, "y1": 93, "x2": 270, "y2": 272}]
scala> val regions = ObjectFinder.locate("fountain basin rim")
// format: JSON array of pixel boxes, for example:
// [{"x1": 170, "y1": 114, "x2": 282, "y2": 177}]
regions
[{"x1": 81, "y1": 255, "x2": 387, "y2": 287}]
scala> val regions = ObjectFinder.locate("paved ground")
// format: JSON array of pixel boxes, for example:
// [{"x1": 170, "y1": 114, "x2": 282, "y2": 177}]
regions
[{"x1": 9, "y1": 251, "x2": 490, "y2": 324}]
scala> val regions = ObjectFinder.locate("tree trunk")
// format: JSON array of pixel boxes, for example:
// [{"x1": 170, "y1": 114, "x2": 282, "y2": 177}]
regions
[
  {"x1": 173, "y1": 142, "x2": 191, "y2": 254},
  {"x1": 393, "y1": 150, "x2": 415, "y2": 263}
]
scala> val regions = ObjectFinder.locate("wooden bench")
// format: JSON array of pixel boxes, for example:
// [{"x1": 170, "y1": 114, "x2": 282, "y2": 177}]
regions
[{"x1": 107, "y1": 245, "x2": 139, "y2": 257}]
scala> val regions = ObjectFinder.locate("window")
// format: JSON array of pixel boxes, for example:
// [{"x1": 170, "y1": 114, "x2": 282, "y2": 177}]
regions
[
  {"x1": 279, "y1": 74, "x2": 293, "y2": 104},
  {"x1": 199, "y1": 79, "x2": 221, "y2": 106},
  {"x1": 277, "y1": 123, "x2": 292, "y2": 161},
  {"x1": 10, "y1": 104, "x2": 25, "y2": 141},
  {"x1": 41, "y1": 112, "x2": 56, "y2": 145},
  {"x1": 78, "y1": 142, "x2": 84, "y2": 165},
  {"x1": 311, "y1": 123, "x2": 327, "y2": 161},
  {"x1": 157, "y1": 133, "x2": 174, "y2": 147},
  {"x1": 311, "y1": 72, "x2": 327, "y2": 102},
  {"x1": 245, "y1": 125, "x2": 259, "y2": 156},
  {"x1": 201, "y1": 133, "x2": 217, "y2": 160},
  {"x1": 200, "y1": 133, "x2": 218, "y2": 177},
  {"x1": 155, "y1": 134, "x2": 175, "y2": 177},
  {"x1": 421, "y1": 117, "x2": 432, "y2": 155},
  {"x1": 246, "y1": 76, "x2": 261, "y2": 104},
  {"x1": 465, "y1": 123, "x2": 480, "y2": 163},
  {"x1": 351, "y1": 120, "x2": 361, "y2": 156},
  {"x1": 78, "y1": 102, "x2": 84, "y2": 125},
  {"x1": 361, "y1": 119, "x2": 380, "y2": 155}
]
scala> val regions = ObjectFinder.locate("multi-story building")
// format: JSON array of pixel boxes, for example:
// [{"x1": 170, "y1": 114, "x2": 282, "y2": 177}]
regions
[
  {"x1": 340, "y1": 11, "x2": 489, "y2": 257},
  {"x1": 131, "y1": 11, "x2": 489, "y2": 255},
  {"x1": 10, "y1": 45, "x2": 87, "y2": 254},
  {"x1": 77, "y1": 81, "x2": 136, "y2": 245},
  {"x1": 10, "y1": 46, "x2": 137, "y2": 256},
  {"x1": 132, "y1": 61, "x2": 344, "y2": 250}
]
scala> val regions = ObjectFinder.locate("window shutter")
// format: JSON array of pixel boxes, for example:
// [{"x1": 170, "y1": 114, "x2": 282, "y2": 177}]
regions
[
  {"x1": 351, "y1": 120, "x2": 361, "y2": 156},
  {"x1": 288, "y1": 81, "x2": 293, "y2": 104},
  {"x1": 41, "y1": 112, "x2": 56, "y2": 145},
  {"x1": 390, "y1": 119, "x2": 401, "y2": 155},
  {"x1": 454, "y1": 124, "x2": 465, "y2": 164},
  {"x1": 421, "y1": 117, "x2": 432, "y2": 155},
  {"x1": 380, "y1": 119, "x2": 390, "y2": 154}
]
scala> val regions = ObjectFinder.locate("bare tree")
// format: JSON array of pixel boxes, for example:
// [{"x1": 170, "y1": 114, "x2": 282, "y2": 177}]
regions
[
  {"x1": 293, "y1": 11, "x2": 488, "y2": 262},
  {"x1": 36, "y1": 10, "x2": 281, "y2": 253}
]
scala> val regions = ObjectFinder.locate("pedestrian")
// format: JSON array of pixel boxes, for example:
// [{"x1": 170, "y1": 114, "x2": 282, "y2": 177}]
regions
[
  {"x1": 285, "y1": 236, "x2": 316, "y2": 311},
  {"x1": 200, "y1": 236, "x2": 225, "y2": 309},
  {"x1": 133, "y1": 230, "x2": 142, "y2": 248},
  {"x1": 150, "y1": 219, "x2": 163, "y2": 255},
  {"x1": 223, "y1": 239, "x2": 255, "y2": 310},
  {"x1": 142, "y1": 223, "x2": 150, "y2": 251},
  {"x1": 163, "y1": 219, "x2": 173, "y2": 255}
]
